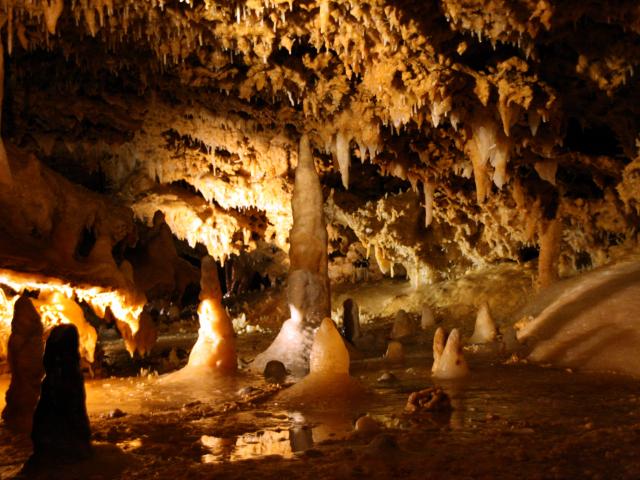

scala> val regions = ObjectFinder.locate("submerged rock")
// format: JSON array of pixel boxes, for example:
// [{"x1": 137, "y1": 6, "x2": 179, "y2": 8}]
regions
[{"x1": 30, "y1": 324, "x2": 91, "y2": 464}]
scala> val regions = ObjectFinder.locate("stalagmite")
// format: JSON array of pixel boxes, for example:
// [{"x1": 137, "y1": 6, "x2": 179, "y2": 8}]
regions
[
  {"x1": 309, "y1": 318, "x2": 349, "y2": 375},
  {"x1": 538, "y1": 218, "x2": 562, "y2": 289},
  {"x1": 187, "y1": 256, "x2": 237, "y2": 371},
  {"x1": 390, "y1": 309, "x2": 414, "y2": 339},
  {"x1": 468, "y1": 302, "x2": 497, "y2": 344},
  {"x1": 432, "y1": 328, "x2": 469, "y2": 379},
  {"x1": 29, "y1": 325, "x2": 91, "y2": 465},
  {"x1": 278, "y1": 318, "x2": 364, "y2": 402},
  {"x1": 335, "y1": 131, "x2": 350, "y2": 189},
  {"x1": 252, "y1": 134, "x2": 330, "y2": 375},
  {"x1": 0, "y1": 37, "x2": 12, "y2": 186},
  {"x1": 2, "y1": 296, "x2": 44, "y2": 433},
  {"x1": 423, "y1": 181, "x2": 435, "y2": 227},
  {"x1": 342, "y1": 298, "x2": 360, "y2": 343},
  {"x1": 421, "y1": 304, "x2": 435, "y2": 329}
]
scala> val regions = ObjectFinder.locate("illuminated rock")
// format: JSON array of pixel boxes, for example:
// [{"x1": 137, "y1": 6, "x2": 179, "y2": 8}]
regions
[
  {"x1": 33, "y1": 291, "x2": 98, "y2": 363},
  {"x1": 278, "y1": 318, "x2": 364, "y2": 403},
  {"x1": 30, "y1": 324, "x2": 91, "y2": 464},
  {"x1": 187, "y1": 256, "x2": 237, "y2": 371},
  {"x1": 309, "y1": 318, "x2": 349, "y2": 375},
  {"x1": 516, "y1": 259, "x2": 640, "y2": 377},
  {"x1": 468, "y1": 302, "x2": 497, "y2": 344},
  {"x1": 432, "y1": 328, "x2": 469, "y2": 380},
  {"x1": 2, "y1": 296, "x2": 43, "y2": 433},
  {"x1": 252, "y1": 135, "x2": 330, "y2": 376}
]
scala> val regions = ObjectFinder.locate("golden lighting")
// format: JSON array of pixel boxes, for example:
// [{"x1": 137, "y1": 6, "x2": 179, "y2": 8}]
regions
[{"x1": 0, "y1": 268, "x2": 145, "y2": 360}]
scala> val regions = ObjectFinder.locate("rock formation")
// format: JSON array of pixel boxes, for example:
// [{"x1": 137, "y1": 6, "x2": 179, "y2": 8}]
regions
[
  {"x1": 252, "y1": 135, "x2": 330, "y2": 375},
  {"x1": 186, "y1": 256, "x2": 237, "y2": 371},
  {"x1": 30, "y1": 324, "x2": 92, "y2": 464},
  {"x1": 432, "y1": 328, "x2": 469, "y2": 379},
  {"x1": 2, "y1": 295, "x2": 44, "y2": 433}
]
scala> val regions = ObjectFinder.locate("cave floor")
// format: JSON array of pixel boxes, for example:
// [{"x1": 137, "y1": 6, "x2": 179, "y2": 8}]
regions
[
  {"x1": 1, "y1": 265, "x2": 640, "y2": 479},
  {"x1": 1, "y1": 345, "x2": 640, "y2": 479}
]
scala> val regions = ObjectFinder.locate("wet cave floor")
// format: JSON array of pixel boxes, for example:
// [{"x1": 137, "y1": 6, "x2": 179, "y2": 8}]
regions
[{"x1": 1, "y1": 269, "x2": 640, "y2": 479}]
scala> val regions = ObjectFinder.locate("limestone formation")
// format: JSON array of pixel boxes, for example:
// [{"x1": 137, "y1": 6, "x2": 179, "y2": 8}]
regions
[
  {"x1": 468, "y1": 302, "x2": 498, "y2": 344},
  {"x1": 252, "y1": 135, "x2": 330, "y2": 376},
  {"x1": 2, "y1": 296, "x2": 44, "y2": 433},
  {"x1": 30, "y1": 324, "x2": 91, "y2": 464},
  {"x1": 516, "y1": 259, "x2": 640, "y2": 377},
  {"x1": 432, "y1": 328, "x2": 469, "y2": 380},
  {"x1": 187, "y1": 256, "x2": 237, "y2": 372}
]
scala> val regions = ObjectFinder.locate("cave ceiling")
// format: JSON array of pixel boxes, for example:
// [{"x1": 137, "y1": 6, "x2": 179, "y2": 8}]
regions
[{"x1": 2, "y1": 0, "x2": 640, "y2": 286}]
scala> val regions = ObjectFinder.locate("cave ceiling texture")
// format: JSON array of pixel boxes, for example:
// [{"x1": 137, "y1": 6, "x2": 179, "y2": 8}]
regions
[{"x1": 0, "y1": 0, "x2": 639, "y2": 350}]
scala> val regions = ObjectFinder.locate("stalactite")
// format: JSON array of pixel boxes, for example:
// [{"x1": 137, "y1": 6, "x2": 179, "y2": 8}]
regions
[
  {"x1": 42, "y1": 0, "x2": 65, "y2": 35},
  {"x1": 335, "y1": 131, "x2": 350, "y2": 189},
  {"x1": 423, "y1": 180, "x2": 435, "y2": 227}
]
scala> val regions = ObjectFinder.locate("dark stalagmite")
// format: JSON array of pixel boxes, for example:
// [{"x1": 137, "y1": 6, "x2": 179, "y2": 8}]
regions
[{"x1": 29, "y1": 324, "x2": 91, "y2": 464}]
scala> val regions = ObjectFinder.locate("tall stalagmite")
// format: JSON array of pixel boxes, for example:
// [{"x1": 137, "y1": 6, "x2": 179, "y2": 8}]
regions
[{"x1": 252, "y1": 134, "x2": 330, "y2": 375}]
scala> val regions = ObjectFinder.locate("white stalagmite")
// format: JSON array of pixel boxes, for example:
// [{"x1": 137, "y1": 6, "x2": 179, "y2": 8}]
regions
[
  {"x1": 468, "y1": 302, "x2": 497, "y2": 344},
  {"x1": 423, "y1": 181, "x2": 435, "y2": 227},
  {"x1": 0, "y1": 37, "x2": 12, "y2": 186},
  {"x1": 335, "y1": 131, "x2": 351, "y2": 189},
  {"x1": 432, "y1": 328, "x2": 469, "y2": 379},
  {"x1": 252, "y1": 134, "x2": 330, "y2": 375}
]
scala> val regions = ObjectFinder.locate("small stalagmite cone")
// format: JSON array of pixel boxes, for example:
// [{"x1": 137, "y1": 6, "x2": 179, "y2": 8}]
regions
[
  {"x1": 432, "y1": 328, "x2": 469, "y2": 380},
  {"x1": 469, "y1": 302, "x2": 497, "y2": 344}
]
